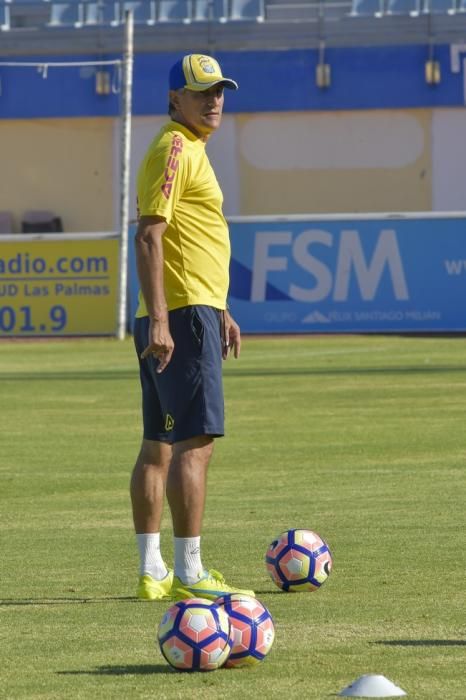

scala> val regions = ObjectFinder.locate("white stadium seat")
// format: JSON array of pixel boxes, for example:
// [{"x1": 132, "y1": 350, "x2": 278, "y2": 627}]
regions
[
  {"x1": 424, "y1": 0, "x2": 456, "y2": 10},
  {"x1": 230, "y1": 0, "x2": 264, "y2": 20},
  {"x1": 157, "y1": 0, "x2": 191, "y2": 22},
  {"x1": 48, "y1": 1, "x2": 85, "y2": 27},
  {"x1": 119, "y1": 0, "x2": 155, "y2": 23},
  {"x1": 387, "y1": 0, "x2": 421, "y2": 13},
  {"x1": 351, "y1": 0, "x2": 383, "y2": 14},
  {"x1": 193, "y1": 0, "x2": 227, "y2": 21},
  {"x1": 0, "y1": 0, "x2": 11, "y2": 30},
  {"x1": 83, "y1": 0, "x2": 119, "y2": 25}
]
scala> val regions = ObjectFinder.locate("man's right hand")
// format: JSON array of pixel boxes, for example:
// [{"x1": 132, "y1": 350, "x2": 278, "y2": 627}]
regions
[{"x1": 140, "y1": 318, "x2": 174, "y2": 373}]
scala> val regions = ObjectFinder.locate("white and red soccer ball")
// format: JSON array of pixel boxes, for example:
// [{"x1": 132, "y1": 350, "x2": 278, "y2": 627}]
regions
[
  {"x1": 266, "y1": 528, "x2": 333, "y2": 592},
  {"x1": 157, "y1": 529, "x2": 332, "y2": 671},
  {"x1": 157, "y1": 598, "x2": 233, "y2": 671},
  {"x1": 215, "y1": 593, "x2": 275, "y2": 667}
]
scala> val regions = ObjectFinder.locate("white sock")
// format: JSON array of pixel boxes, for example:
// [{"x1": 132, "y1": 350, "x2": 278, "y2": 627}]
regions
[
  {"x1": 136, "y1": 533, "x2": 168, "y2": 580},
  {"x1": 174, "y1": 536, "x2": 203, "y2": 584}
]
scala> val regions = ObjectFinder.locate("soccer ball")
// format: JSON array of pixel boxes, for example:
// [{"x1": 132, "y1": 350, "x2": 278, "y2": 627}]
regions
[
  {"x1": 157, "y1": 597, "x2": 233, "y2": 671},
  {"x1": 216, "y1": 593, "x2": 275, "y2": 668},
  {"x1": 265, "y1": 528, "x2": 333, "y2": 592}
]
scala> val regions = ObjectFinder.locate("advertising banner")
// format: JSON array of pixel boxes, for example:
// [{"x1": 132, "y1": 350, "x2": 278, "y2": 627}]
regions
[
  {"x1": 228, "y1": 215, "x2": 466, "y2": 333},
  {"x1": 0, "y1": 235, "x2": 119, "y2": 337}
]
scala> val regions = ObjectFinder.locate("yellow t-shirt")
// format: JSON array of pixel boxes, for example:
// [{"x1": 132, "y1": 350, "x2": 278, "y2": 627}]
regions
[{"x1": 135, "y1": 120, "x2": 230, "y2": 316}]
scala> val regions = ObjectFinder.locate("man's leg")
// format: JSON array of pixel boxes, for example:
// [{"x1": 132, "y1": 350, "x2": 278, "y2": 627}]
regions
[
  {"x1": 167, "y1": 435, "x2": 255, "y2": 601},
  {"x1": 166, "y1": 435, "x2": 212, "y2": 583},
  {"x1": 166, "y1": 435, "x2": 213, "y2": 537},
  {"x1": 131, "y1": 438, "x2": 173, "y2": 599},
  {"x1": 131, "y1": 438, "x2": 172, "y2": 533}
]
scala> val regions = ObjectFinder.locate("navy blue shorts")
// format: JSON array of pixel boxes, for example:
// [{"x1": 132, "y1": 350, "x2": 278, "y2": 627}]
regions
[{"x1": 133, "y1": 305, "x2": 224, "y2": 444}]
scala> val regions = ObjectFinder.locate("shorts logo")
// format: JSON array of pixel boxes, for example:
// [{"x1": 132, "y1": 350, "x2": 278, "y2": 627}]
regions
[
  {"x1": 161, "y1": 135, "x2": 183, "y2": 200},
  {"x1": 164, "y1": 414, "x2": 175, "y2": 431}
]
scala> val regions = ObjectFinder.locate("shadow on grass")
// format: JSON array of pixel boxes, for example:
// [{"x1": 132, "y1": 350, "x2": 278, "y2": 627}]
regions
[
  {"x1": 252, "y1": 588, "x2": 292, "y2": 596},
  {"x1": 0, "y1": 596, "x2": 150, "y2": 606},
  {"x1": 225, "y1": 365, "x2": 466, "y2": 378},
  {"x1": 374, "y1": 639, "x2": 466, "y2": 647},
  {"x1": 3, "y1": 365, "x2": 466, "y2": 382},
  {"x1": 57, "y1": 664, "x2": 172, "y2": 676},
  {"x1": 1, "y1": 589, "x2": 284, "y2": 607},
  {"x1": 0, "y1": 371, "x2": 137, "y2": 382}
]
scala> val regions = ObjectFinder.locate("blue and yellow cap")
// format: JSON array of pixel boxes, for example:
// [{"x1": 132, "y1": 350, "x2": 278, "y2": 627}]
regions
[{"x1": 169, "y1": 54, "x2": 238, "y2": 92}]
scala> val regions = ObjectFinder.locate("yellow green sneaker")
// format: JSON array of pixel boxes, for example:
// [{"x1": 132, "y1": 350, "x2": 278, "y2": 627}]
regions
[
  {"x1": 170, "y1": 569, "x2": 255, "y2": 602},
  {"x1": 137, "y1": 570, "x2": 174, "y2": 601}
]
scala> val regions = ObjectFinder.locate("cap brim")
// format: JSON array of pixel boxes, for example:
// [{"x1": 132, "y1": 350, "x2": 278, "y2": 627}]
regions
[{"x1": 185, "y1": 78, "x2": 239, "y2": 91}]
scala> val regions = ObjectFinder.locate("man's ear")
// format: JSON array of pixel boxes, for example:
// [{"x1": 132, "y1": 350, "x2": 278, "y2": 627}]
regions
[{"x1": 169, "y1": 90, "x2": 180, "y2": 110}]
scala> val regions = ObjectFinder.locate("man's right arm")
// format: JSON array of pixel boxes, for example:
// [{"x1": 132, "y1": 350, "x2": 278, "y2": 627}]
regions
[{"x1": 135, "y1": 215, "x2": 174, "y2": 372}]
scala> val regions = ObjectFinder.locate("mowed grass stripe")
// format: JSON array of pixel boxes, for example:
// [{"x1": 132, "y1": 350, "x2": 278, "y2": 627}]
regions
[{"x1": 0, "y1": 335, "x2": 465, "y2": 699}]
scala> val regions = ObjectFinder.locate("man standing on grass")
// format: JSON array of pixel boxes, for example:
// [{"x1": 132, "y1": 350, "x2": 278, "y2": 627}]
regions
[{"x1": 130, "y1": 54, "x2": 254, "y2": 601}]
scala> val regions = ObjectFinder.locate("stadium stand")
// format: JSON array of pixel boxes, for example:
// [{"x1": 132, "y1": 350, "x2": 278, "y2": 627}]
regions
[
  {"x1": 0, "y1": 212, "x2": 14, "y2": 234},
  {"x1": 84, "y1": 0, "x2": 120, "y2": 25},
  {"x1": 0, "y1": 0, "x2": 462, "y2": 30},
  {"x1": 48, "y1": 0, "x2": 85, "y2": 27},
  {"x1": 21, "y1": 210, "x2": 64, "y2": 233},
  {"x1": 230, "y1": 0, "x2": 264, "y2": 20},
  {"x1": 387, "y1": 0, "x2": 421, "y2": 14},
  {"x1": 120, "y1": 0, "x2": 156, "y2": 23},
  {"x1": 0, "y1": 0, "x2": 11, "y2": 29},
  {"x1": 323, "y1": 0, "x2": 353, "y2": 18},
  {"x1": 124, "y1": 0, "x2": 156, "y2": 25},
  {"x1": 157, "y1": 0, "x2": 191, "y2": 22},
  {"x1": 193, "y1": 0, "x2": 227, "y2": 20},
  {"x1": 350, "y1": 0, "x2": 383, "y2": 15},
  {"x1": 46, "y1": 0, "x2": 159, "y2": 28},
  {"x1": 427, "y1": 0, "x2": 457, "y2": 13},
  {"x1": 9, "y1": 0, "x2": 48, "y2": 28},
  {"x1": 0, "y1": 0, "x2": 464, "y2": 52},
  {"x1": 264, "y1": 0, "x2": 320, "y2": 20}
]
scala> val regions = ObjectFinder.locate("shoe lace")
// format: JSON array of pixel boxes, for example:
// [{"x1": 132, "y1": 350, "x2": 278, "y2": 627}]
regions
[{"x1": 206, "y1": 568, "x2": 226, "y2": 584}]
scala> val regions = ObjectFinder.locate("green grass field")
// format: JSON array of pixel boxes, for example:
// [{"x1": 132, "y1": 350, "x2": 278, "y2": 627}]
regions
[{"x1": 1, "y1": 334, "x2": 465, "y2": 699}]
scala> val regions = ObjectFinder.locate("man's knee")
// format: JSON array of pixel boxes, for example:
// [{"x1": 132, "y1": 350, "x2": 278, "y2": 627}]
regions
[
  {"x1": 171, "y1": 436, "x2": 215, "y2": 468},
  {"x1": 138, "y1": 439, "x2": 172, "y2": 468}
]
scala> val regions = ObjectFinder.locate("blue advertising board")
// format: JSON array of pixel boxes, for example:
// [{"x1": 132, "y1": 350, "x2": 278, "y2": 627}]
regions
[
  {"x1": 128, "y1": 215, "x2": 466, "y2": 334},
  {"x1": 228, "y1": 215, "x2": 466, "y2": 333}
]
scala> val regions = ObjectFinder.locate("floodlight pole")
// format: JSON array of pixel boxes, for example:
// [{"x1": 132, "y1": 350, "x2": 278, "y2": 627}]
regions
[{"x1": 117, "y1": 9, "x2": 134, "y2": 340}]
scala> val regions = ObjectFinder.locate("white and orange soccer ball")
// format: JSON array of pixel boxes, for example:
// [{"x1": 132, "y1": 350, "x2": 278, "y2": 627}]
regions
[
  {"x1": 157, "y1": 597, "x2": 233, "y2": 671},
  {"x1": 265, "y1": 528, "x2": 333, "y2": 592},
  {"x1": 215, "y1": 593, "x2": 275, "y2": 668}
]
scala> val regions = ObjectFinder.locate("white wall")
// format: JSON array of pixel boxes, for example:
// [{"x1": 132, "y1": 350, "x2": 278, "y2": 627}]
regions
[
  {"x1": 120, "y1": 107, "x2": 466, "y2": 227},
  {"x1": 432, "y1": 108, "x2": 466, "y2": 211}
]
